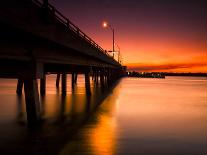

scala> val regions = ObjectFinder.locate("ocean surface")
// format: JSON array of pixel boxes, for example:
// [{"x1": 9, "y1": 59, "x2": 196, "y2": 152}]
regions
[{"x1": 1, "y1": 75, "x2": 207, "y2": 155}]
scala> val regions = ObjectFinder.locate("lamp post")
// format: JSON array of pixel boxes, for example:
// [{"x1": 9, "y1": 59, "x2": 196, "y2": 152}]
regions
[{"x1": 103, "y1": 21, "x2": 115, "y2": 58}]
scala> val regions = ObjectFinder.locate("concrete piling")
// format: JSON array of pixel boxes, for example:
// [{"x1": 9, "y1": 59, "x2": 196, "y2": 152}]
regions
[
  {"x1": 24, "y1": 78, "x2": 40, "y2": 125},
  {"x1": 16, "y1": 78, "x2": 24, "y2": 95},
  {"x1": 56, "y1": 73, "x2": 60, "y2": 88},
  {"x1": 40, "y1": 74, "x2": 46, "y2": 95},
  {"x1": 85, "y1": 72, "x2": 91, "y2": 95},
  {"x1": 72, "y1": 73, "x2": 75, "y2": 90},
  {"x1": 62, "y1": 73, "x2": 67, "y2": 94}
]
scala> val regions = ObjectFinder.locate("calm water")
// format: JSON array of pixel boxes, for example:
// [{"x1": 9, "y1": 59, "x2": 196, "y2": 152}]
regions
[{"x1": 1, "y1": 76, "x2": 207, "y2": 155}]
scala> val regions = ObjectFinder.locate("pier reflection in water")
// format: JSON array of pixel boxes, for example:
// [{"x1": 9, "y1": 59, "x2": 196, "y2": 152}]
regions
[
  {"x1": 2, "y1": 76, "x2": 207, "y2": 155},
  {"x1": 60, "y1": 77, "x2": 207, "y2": 155},
  {"x1": 0, "y1": 74, "x2": 119, "y2": 155}
]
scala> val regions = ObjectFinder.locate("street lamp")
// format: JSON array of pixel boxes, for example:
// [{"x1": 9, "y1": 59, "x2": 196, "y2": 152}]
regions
[{"x1": 102, "y1": 21, "x2": 115, "y2": 58}]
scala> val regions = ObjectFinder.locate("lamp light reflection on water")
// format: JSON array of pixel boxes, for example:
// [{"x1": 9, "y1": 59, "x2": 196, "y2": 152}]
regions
[{"x1": 1, "y1": 76, "x2": 207, "y2": 154}]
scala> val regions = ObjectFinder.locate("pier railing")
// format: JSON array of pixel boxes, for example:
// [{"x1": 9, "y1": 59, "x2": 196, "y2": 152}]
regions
[{"x1": 32, "y1": 0, "x2": 113, "y2": 59}]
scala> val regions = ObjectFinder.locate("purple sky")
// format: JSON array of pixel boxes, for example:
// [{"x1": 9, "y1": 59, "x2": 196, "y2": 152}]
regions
[{"x1": 49, "y1": 0, "x2": 207, "y2": 72}]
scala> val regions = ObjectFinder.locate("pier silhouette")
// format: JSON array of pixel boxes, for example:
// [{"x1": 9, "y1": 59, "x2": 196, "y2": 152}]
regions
[{"x1": 0, "y1": 0, "x2": 125, "y2": 125}]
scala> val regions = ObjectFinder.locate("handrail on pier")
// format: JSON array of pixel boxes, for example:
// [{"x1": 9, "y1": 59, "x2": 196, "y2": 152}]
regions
[{"x1": 32, "y1": 0, "x2": 115, "y2": 60}]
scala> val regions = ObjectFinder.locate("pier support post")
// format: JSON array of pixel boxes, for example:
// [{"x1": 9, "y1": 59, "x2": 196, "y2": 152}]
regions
[
  {"x1": 96, "y1": 70, "x2": 99, "y2": 84},
  {"x1": 96, "y1": 70, "x2": 100, "y2": 84},
  {"x1": 74, "y1": 73, "x2": 78, "y2": 84},
  {"x1": 56, "y1": 73, "x2": 60, "y2": 88},
  {"x1": 105, "y1": 69, "x2": 109, "y2": 87},
  {"x1": 94, "y1": 70, "x2": 97, "y2": 82},
  {"x1": 16, "y1": 78, "x2": 23, "y2": 95},
  {"x1": 92, "y1": 70, "x2": 94, "y2": 81},
  {"x1": 100, "y1": 69, "x2": 105, "y2": 91},
  {"x1": 106, "y1": 68, "x2": 111, "y2": 87},
  {"x1": 24, "y1": 78, "x2": 40, "y2": 125},
  {"x1": 71, "y1": 73, "x2": 75, "y2": 91},
  {"x1": 93, "y1": 70, "x2": 96, "y2": 82},
  {"x1": 40, "y1": 74, "x2": 46, "y2": 96},
  {"x1": 85, "y1": 72, "x2": 91, "y2": 95},
  {"x1": 62, "y1": 73, "x2": 67, "y2": 94},
  {"x1": 103, "y1": 69, "x2": 107, "y2": 86},
  {"x1": 93, "y1": 69, "x2": 99, "y2": 85}
]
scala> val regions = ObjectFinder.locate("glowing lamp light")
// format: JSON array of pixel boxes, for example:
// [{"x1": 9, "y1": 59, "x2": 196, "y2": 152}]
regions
[{"x1": 103, "y1": 21, "x2": 108, "y2": 28}]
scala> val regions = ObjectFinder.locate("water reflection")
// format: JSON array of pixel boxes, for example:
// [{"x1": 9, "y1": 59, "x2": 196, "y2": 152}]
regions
[
  {"x1": 53, "y1": 76, "x2": 119, "y2": 155},
  {"x1": 1, "y1": 76, "x2": 207, "y2": 154},
  {"x1": 0, "y1": 74, "x2": 119, "y2": 154},
  {"x1": 59, "y1": 79, "x2": 120, "y2": 155},
  {"x1": 60, "y1": 76, "x2": 207, "y2": 155},
  {"x1": 16, "y1": 94, "x2": 25, "y2": 123}
]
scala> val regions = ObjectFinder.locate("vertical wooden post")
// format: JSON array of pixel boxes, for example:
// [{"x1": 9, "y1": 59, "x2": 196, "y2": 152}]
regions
[
  {"x1": 94, "y1": 70, "x2": 98, "y2": 84},
  {"x1": 85, "y1": 72, "x2": 91, "y2": 95},
  {"x1": 40, "y1": 74, "x2": 46, "y2": 95},
  {"x1": 71, "y1": 73, "x2": 75, "y2": 91},
  {"x1": 24, "y1": 78, "x2": 40, "y2": 125},
  {"x1": 62, "y1": 73, "x2": 67, "y2": 94},
  {"x1": 56, "y1": 73, "x2": 60, "y2": 88},
  {"x1": 16, "y1": 78, "x2": 23, "y2": 95},
  {"x1": 100, "y1": 69, "x2": 105, "y2": 92},
  {"x1": 96, "y1": 70, "x2": 99, "y2": 84},
  {"x1": 107, "y1": 68, "x2": 111, "y2": 87},
  {"x1": 74, "y1": 73, "x2": 78, "y2": 84},
  {"x1": 94, "y1": 70, "x2": 96, "y2": 83},
  {"x1": 91, "y1": 68, "x2": 94, "y2": 81},
  {"x1": 104, "y1": 69, "x2": 107, "y2": 85},
  {"x1": 96, "y1": 70, "x2": 99, "y2": 83}
]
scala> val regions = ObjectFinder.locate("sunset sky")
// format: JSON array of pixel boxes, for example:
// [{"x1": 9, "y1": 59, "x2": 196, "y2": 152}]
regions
[{"x1": 50, "y1": 0, "x2": 207, "y2": 72}]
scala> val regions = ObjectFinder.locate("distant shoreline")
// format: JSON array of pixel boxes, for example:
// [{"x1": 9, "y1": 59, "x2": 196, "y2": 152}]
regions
[{"x1": 127, "y1": 72, "x2": 207, "y2": 77}]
